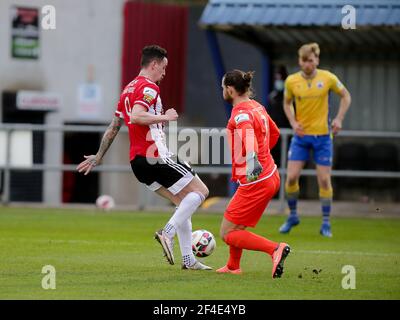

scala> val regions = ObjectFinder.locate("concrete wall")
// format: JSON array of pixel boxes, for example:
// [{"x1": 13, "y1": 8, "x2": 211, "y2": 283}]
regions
[{"x1": 0, "y1": 0, "x2": 124, "y2": 122}]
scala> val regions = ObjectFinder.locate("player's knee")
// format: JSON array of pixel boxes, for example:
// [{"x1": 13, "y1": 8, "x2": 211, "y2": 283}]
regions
[
  {"x1": 220, "y1": 228, "x2": 230, "y2": 243},
  {"x1": 319, "y1": 177, "x2": 331, "y2": 190},
  {"x1": 196, "y1": 179, "x2": 209, "y2": 199},
  {"x1": 194, "y1": 186, "x2": 209, "y2": 202},
  {"x1": 320, "y1": 181, "x2": 330, "y2": 190},
  {"x1": 202, "y1": 187, "x2": 209, "y2": 200},
  {"x1": 220, "y1": 231, "x2": 227, "y2": 243},
  {"x1": 188, "y1": 179, "x2": 209, "y2": 201}
]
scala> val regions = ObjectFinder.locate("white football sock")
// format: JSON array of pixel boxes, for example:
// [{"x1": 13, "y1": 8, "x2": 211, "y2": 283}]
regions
[
  {"x1": 177, "y1": 218, "x2": 196, "y2": 266},
  {"x1": 164, "y1": 192, "x2": 204, "y2": 238}
]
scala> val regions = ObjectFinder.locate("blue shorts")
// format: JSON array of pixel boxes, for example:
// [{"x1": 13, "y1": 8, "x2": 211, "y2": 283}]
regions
[{"x1": 288, "y1": 134, "x2": 333, "y2": 166}]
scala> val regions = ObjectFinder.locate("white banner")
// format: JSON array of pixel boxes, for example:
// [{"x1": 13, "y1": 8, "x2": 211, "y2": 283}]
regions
[
  {"x1": 0, "y1": 131, "x2": 33, "y2": 167},
  {"x1": 16, "y1": 90, "x2": 61, "y2": 111},
  {"x1": 77, "y1": 83, "x2": 103, "y2": 119}
]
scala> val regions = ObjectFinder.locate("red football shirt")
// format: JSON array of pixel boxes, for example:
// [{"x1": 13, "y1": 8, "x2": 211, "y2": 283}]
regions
[
  {"x1": 115, "y1": 76, "x2": 172, "y2": 160},
  {"x1": 227, "y1": 99, "x2": 280, "y2": 185}
]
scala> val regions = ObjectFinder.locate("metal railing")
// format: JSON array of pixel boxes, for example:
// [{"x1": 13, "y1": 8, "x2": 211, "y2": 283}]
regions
[{"x1": 1, "y1": 123, "x2": 400, "y2": 210}]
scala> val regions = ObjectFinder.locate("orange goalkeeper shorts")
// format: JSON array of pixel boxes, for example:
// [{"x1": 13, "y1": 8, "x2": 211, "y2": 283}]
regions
[{"x1": 224, "y1": 170, "x2": 280, "y2": 227}]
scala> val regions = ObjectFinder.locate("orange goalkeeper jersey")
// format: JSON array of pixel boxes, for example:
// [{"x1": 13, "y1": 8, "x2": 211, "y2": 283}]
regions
[{"x1": 227, "y1": 99, "x2": 279, "y2": 185}]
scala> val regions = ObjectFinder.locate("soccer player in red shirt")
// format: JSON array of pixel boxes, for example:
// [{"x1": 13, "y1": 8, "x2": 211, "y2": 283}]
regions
[
  {"x1": 77, "y1": 45, "x2": 211, "y2": 270},
  {"x1": 216, "y1": 70, "x2": 291, "y2": 278}
]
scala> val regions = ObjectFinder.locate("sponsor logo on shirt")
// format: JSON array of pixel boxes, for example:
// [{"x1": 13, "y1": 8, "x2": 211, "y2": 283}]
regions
[
  {"x1": 234, "y1": 113, "x2": 250, "y2": 124},
  {"x1": 142, "y1": 87, "x2": 157, "y2": 104}
]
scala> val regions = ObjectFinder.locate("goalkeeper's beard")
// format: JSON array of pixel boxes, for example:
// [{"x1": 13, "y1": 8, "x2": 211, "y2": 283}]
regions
[{"x1": 224, "y1": 93, "x2": 234, "y2": 105}]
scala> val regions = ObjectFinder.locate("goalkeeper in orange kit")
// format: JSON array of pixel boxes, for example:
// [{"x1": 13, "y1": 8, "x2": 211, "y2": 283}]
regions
[{"x1": 216, "y1": 69, "x2": 290, "y2": 278}]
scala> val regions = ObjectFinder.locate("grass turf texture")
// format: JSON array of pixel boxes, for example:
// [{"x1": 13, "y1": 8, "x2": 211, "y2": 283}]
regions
[{"x1": 0, "y1": 207, "x2": 399, "y2": 300}]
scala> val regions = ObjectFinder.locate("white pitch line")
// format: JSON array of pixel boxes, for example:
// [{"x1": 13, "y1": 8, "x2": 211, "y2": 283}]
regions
[{"x1": 295, "y1": 249, "x2": 400, "y2": 257}]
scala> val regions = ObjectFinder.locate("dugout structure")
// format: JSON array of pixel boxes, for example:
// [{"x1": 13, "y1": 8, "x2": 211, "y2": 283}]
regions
[{"x1": 199, "y1": 0, "x2": 400, "y2": 201}]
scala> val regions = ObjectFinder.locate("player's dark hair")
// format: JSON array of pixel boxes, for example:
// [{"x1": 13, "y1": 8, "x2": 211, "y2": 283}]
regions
[
  {"x1": 141, "y1": 45, "x2": 168, "y2": 67},
  {"x1": 223, "y1": 69, "x2": 255, "y2": 97}
]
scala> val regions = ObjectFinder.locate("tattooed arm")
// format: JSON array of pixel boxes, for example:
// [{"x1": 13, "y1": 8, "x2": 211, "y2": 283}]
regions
[{"x1": 76, "y1": 116, "x2": 124, "y2": 175}]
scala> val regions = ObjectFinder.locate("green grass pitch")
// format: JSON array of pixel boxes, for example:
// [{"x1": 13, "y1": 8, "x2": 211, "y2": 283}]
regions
[{"x1": 0, "y1": 207, "x2": 399, "y2": 300}]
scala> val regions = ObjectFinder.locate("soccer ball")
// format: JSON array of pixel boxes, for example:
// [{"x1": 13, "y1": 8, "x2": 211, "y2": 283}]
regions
[
  {"x1": 95, "y1": 194, "x2": 115, "y2": 211},
  {"x1": 192, "y1": 229, "x2": 216, "y2": 257}
]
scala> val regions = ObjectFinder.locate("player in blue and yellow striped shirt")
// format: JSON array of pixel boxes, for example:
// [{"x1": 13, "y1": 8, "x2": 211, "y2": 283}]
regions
[{"x1": 279, "y1": 43, "x2": 351, "y2": 237}]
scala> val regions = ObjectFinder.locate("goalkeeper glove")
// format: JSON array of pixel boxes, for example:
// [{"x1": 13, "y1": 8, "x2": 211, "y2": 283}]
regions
[{"x1": 246, "y1": 152, "x2": 263, "y2": 182}]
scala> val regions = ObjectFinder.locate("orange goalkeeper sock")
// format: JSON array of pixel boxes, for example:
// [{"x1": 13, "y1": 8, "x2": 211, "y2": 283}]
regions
[
  {"x1": 227, "y1": 245, "x2": 243, "y2": 270},
  {"x1": 225, "y1": 230, "x2": 278, "y2": 256}
]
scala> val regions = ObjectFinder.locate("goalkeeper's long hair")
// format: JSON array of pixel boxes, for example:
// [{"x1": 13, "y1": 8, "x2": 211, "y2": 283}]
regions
[{"x1": 223, "y1": 69, "x2": 255, "y2": 98}]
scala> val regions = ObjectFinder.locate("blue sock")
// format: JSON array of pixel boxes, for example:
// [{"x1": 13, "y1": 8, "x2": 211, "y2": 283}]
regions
[
  {"x1": 321, "y1": 198, "x2": 331, "y2": 223},
  {"x1": 288, "y1": 198, "x2": 298, "y2": 217},
  {"x1": 286, "y1": 184, "x2": 299, "y2": 218}
]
